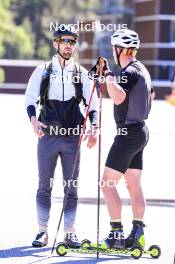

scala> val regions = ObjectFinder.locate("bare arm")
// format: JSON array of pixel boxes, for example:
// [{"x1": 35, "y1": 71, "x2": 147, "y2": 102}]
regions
[
  {"x1": 97, "y1": 57, "x2": 126, "y2": 105},
  {"x1": 105, "y1": 75, "x2": 126, "y2": 105}
]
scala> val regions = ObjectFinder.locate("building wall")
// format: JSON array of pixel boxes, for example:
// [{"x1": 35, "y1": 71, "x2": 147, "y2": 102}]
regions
[
  {"x1": 134, "y1": 0, "x2": 175, "y2": 99},
  {"x1": 0, "y1": 60, "x2": 41, "y2": 94},
  {"x1": 1, "y1": 0, "x2": 174, "y2": 98}
]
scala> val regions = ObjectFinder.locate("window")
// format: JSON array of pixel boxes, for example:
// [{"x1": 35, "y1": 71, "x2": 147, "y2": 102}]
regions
[{"x1": 170, "y1": 21, "x2": 175, "y2": 42}]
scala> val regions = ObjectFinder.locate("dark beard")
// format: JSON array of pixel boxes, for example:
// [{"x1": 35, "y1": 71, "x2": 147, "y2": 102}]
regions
[{"x1": 62, "y1": 51, "x2": 72, "y2": 59}]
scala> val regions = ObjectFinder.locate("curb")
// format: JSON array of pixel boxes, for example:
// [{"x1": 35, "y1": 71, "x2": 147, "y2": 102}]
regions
[{"x1": 52, "y1": 197, "x2": 175, "y2": 207}]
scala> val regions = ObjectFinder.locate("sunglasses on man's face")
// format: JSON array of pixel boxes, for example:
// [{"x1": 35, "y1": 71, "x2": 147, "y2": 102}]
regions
[{"x1": 59, "y1": 38, "x2": 77, "y2": 46}]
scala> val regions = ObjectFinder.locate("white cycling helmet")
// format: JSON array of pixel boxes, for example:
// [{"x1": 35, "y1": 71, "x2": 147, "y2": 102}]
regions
[{"x1": 111, "y1": 29, "x2": 140, "y2": 49}]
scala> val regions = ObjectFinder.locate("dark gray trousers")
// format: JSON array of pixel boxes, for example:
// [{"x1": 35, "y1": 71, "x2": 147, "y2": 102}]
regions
[{"x1": 36, "y1": 134, "x2": 80, "y2": 230}]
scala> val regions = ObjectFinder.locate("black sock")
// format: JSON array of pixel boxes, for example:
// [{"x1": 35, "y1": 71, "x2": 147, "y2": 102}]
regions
[
  {"x1": 110, "y1": 221, "x2": 123, "y2": 230},
  {"x1": 132, "y1": 220, "x2": 144, "y2": 226}
]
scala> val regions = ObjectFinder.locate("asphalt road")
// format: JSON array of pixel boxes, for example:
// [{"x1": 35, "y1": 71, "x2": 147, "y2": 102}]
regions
[{"x1": 0, "y1": 95, "x2": 175, "y2": 264}]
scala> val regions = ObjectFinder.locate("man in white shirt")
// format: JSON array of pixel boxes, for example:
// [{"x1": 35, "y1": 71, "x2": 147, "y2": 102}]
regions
[{"x1": 25, "y1": 25, "x2": 98, "y2": 248}]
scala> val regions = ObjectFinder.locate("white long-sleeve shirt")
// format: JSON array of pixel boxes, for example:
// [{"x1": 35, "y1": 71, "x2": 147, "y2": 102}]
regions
[{"x1": 25, "y1": 55, "x2": 98, "y2": 128}]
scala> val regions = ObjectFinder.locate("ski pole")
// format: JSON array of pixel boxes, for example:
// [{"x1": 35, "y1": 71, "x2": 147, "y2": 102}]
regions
[
  {"x1": 51, "y1": 79, "x2": 97, "y2": 255},
  {"x1": 96, "y1": 57, "x2": 104, "y2": 259}
]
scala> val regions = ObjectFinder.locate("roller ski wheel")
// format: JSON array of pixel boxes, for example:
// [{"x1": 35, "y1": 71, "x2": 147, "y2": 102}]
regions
[
  {"x1": 131, "y1": 245, "x2": 143, "y2": 259},
  {"x1": 81, "y1": 239, "x2": 91, "y2": 249},
  {"x1": 148, "y1": 245, "x2": 161, "y2": 258},
  {"x1": 56, "y1": 242, "x2": 68, "y2": 256}
]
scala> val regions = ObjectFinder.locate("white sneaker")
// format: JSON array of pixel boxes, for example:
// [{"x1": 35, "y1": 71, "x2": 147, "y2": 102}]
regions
[{"x1": 32, "y1": 232, "x2": 48, "y2": 247}]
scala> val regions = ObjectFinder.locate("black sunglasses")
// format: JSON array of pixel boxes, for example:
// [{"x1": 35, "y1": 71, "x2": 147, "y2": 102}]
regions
[{"x1": 59, "y1": 38, "x2": 77, "y2": 46}]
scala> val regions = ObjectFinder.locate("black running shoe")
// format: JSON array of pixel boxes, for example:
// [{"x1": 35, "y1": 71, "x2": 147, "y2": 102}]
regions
[
  {"x1": 32, "y1": 232, "x2": 48, "y2": 247},
  {"x1": 63, "y1": 233, "x2": 81, "y2": 248},
  {"x1": 125, "y1": 220, "x2": 145, "y2": 248}
]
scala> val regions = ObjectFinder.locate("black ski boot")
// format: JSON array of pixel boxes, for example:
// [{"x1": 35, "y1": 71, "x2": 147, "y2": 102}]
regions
[
  {"x1": 125, "y1": 220, "x2": 145, "y2": 249},
  {"x1": 64, "y1": 233, "x2": 81, "y2": 248},
  {"x1": 91, "y1": 222, "x2": 125, "y2": 249}
]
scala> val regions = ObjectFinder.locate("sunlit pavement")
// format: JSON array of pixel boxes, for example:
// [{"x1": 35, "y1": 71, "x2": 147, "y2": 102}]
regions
[{"x1": 0, "y1": 95, "x2": 174, "y2": 264}]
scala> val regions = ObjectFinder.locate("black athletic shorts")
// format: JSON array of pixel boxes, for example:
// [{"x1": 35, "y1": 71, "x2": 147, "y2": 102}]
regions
[{"x1": 105, "y1": 122, "x2": 149, "y2": 173}]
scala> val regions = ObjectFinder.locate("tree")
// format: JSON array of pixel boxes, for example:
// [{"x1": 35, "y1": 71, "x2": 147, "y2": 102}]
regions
[
  {"x1": 12, "y1": 0, "x2": 52, "y2": 59},
  {"x1": 0, "y1": 67, "x2": 5, "y2": 82},
  {"x1": 0, "y1": 0, "x2": 102, "y2": 60},
  {"x1": 0, "y1": 0, "x2": 34, "y2": 59}
]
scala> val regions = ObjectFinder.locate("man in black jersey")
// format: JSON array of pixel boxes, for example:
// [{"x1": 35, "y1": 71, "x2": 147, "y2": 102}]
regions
[{"x1": 91, "y1": 29, "x2": 153, "y2": 250}]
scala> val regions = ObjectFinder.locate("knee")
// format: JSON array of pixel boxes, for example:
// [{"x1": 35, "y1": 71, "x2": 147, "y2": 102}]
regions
[
  {"x1": 125, "y1": 179, "x2": 142, "y2": 196},
  {"x1": 100, "y1": 174, "x2": 116, "y2": 192},
  {"x1": 65, "y1": 186, "x2": 78, "y2": 201},
  {"x1": 100, "y1": 173, "x2": 108, "y2": 191},
  {"x1": 37, "y1": 187, "x2": 52, "y2": 197},
  {"x1": 67, "y1": 189, "x2": 78, "y2": 200},
  {"x1": 125, "y1": 180, "x2": 132, "y2": 192},
  {"x1": 38, "y1": 179, "x2": 53, "y2": 194},
  {"x1": 64, "y1": 181, "x2": 78, "y2": 197},
  {"x1": 125, "y1": 180, "x2": 139, "y2": 192}
]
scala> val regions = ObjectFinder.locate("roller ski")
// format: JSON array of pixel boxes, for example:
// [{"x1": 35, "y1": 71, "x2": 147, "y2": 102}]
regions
[
  {"x1": 55, "y1": 223, "x2": 136, "y2": 258},
  {"x1": 55, "y1": 221, "x2": 161, "y2": 259},
  {"x1": 56, "y1": 223, "x2": 129, "y2": 258},
  {"x1": 124, "y1": 220, "x2": 161, "y2": 259}
]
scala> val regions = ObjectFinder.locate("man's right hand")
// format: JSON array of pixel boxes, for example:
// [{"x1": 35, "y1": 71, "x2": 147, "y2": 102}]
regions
[
  {"x1": 88, "y1": 57, "x2": 112, "y2": 79},
  {"x1": 31, "y1": 116, "x2": 47, "y2": 138}
]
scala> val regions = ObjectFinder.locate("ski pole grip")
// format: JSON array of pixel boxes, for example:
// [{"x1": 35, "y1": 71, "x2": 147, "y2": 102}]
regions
[{"x1": 99, "y1": 57, "x2": 105, "y2": 77}]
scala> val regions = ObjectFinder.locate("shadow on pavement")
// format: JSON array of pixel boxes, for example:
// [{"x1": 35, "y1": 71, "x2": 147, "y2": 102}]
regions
[
  {"x1": 0, "y1": 246, "x2": 51, "y2": 258},
  {"x1": 0, "y1": 247, "x2": 153, "y2": 264},
  {"x1": 48, "y1": 254, "x2": 136, "y2": 264}
]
